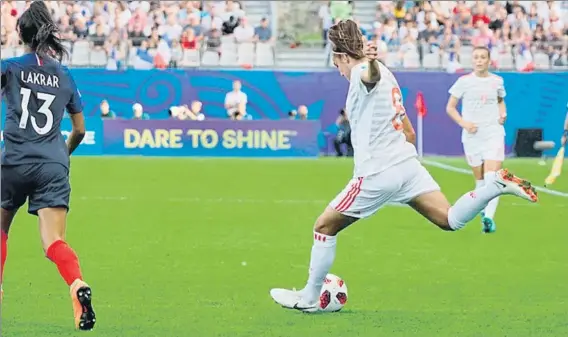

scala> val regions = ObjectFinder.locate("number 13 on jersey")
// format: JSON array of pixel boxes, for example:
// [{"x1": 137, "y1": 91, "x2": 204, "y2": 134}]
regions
[
  {"x1": 20, "y1": 88, "x2": 55, "y2": 135},
  {"x1": 391, "y1": 87, "x2": 406, "y2": 131}
]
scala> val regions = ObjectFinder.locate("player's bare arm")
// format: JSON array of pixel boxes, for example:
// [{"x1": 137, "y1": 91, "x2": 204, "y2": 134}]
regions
[
  {"x1": 360, "y1": 42, "x2": 381, "y2": 91},
  {"x1": 498, "y1": 97, "x2": 507, "y2": 125},
  {"x1": 67, "y1": 112, "x2": 86, "y2": 155},
  {"x1": 446, "y1": 95, "x2": 477, "y2": 134},
  {"x1": 401, "y1": 115, "x2": 416, "y2": 145}
]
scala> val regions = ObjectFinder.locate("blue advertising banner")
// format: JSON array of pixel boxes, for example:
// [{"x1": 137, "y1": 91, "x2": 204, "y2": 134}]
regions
[{"x1": 102, "y1": 119, "x2": 321, "y2": 157}]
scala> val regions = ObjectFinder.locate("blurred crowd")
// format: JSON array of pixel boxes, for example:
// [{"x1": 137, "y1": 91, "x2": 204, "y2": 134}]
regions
[
  {"x1": 1, "y1": 1, "x2": 567, "y2": 70},
  {"x1": 1, "y1": 0, "x2": 274, "y2": 68},
  {"x1": 319, "y1": 1, "x2": 568, "y2": 70}
]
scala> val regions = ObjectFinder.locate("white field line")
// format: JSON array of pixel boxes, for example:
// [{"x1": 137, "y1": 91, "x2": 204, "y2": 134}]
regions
[
  {"x1": 422, "y1": 159, "x2": 568, "y2": 198},
  {"x1": 75, "y1": 196, "x2": 564, "y2": 208}
]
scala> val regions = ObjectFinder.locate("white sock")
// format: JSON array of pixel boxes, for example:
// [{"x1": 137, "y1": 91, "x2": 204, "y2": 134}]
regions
[
  {"x1": 303, "y1": 232, "x2": 337, "y2": 303},
  {"x1": 483, "y1": 172, "x2": 500, "y2": 219},
  {"x1": 448, "y1": 176, "x2": 503, "y2": 230},
  {"x1": 475, "y1": 179, "x2": 485, "y2": 189}
]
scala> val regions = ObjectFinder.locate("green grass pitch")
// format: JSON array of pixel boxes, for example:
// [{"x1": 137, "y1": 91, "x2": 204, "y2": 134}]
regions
[{"x1": 1, "y1": 157, "x2": 567, "y2": 337}]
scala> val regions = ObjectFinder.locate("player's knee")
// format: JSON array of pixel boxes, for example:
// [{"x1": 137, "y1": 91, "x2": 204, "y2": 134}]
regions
[{"x1": 314, "y1": 215, "x2": 340, "y2": 236}]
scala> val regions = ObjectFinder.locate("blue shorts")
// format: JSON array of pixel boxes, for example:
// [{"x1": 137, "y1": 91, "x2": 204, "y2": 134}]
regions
[{"x1": 1, "y1": 163, "x2": 70, "y2": 215}]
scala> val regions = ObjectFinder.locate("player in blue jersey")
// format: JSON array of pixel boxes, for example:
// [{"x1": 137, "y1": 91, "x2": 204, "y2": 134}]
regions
[{"x1": 1, "y1": 1, "x2": 95, "y2": 331}]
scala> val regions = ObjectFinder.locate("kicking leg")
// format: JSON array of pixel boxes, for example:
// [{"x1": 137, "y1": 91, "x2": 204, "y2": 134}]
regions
[
  {"x1": 481, "y1": 160, "x2": 503, "y2": 233},
  {"x1": 270, "y1": 207, "x2": 358, "y2": 312},
  {"x1": 410, "y1": 169, "x2": 537, "y2": 231}
]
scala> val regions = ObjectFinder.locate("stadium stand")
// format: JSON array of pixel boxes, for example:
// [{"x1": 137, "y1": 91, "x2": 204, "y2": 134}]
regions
[{"x1": 1, "y1": 1, "x2": 567, "y2": 71}]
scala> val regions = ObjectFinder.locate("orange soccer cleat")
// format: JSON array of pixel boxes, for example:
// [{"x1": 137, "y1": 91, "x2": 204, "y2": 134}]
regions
[{"x1": 70, "y1": 279, "x2": 96, "y2": 330}]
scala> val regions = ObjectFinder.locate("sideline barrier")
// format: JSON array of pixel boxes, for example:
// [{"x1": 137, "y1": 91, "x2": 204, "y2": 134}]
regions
[{"x1": 1, "y1": 119, "x2": 320, "y2": 157}]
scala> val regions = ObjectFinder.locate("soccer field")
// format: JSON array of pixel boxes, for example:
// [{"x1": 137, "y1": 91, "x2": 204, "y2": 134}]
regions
[{"x1": 2, "y1": 157, "x2": 567, "y2": 337}]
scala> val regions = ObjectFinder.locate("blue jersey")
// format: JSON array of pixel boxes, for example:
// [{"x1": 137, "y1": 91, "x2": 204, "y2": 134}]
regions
[{"x1": 1, "y1": 53, "x2": 82, "y2": 167}]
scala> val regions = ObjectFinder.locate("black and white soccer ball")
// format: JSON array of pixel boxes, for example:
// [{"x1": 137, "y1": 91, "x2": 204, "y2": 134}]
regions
[{"x1": 318, "y1": 273, "x2": 348, "y2": 312}]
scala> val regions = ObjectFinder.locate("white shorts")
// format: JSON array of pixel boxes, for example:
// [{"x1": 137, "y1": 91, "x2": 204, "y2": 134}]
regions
[
  {"x1": 463, "y1": 136, "x2": 505, "y2": 167},
  {"x1": 329, "y1": 158, "x2": 440, "y2": 219}
]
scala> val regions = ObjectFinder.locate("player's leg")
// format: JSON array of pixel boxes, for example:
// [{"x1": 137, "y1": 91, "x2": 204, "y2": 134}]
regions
[
  {"x1": 1, "y1": 165, "x2": 29, "y2": 300},
  {"x1": 406, "y1": 161, "x2": 537, "y2": 231},
  {"x1": 271, "y1": 173, "x2": 401, "y2": 312},
  {"x1": 29, "y1": 163, "x2": 95, "y2": 330},
  {"x1": 464, "y1": 143, "x2": 488, "y2": 224},
  {"x1": 480, "y1": 139, "x2": 506, "y2": 233}
]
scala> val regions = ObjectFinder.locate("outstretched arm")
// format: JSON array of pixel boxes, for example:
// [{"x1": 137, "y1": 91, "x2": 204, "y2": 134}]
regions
[{"x1": 360, "y1": 42, "x2": 381, "y2": 91}]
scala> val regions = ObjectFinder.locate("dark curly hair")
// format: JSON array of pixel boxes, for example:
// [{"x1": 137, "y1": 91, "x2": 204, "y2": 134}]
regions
[{"x1": 328, "y1": 19, "x2": 365, "y2": 60}]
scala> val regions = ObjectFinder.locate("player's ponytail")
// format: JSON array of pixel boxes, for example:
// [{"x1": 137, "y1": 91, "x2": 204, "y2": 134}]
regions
[{"x1": 17, "y1": 1, "x2": 68, "y2": 62}]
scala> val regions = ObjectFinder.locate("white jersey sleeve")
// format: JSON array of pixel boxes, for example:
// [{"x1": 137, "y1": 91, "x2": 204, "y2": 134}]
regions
[{"x1": 448, "y1": 76, "x2": 466, "y2": 99}]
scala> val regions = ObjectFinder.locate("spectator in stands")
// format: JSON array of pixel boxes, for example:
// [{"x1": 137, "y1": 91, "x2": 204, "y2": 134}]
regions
[
  {"x1": 133, "y1": 40, "x2": 154, "y2": 70},
  {"x1": 255, "y1": 18, "x2": 273, "y2": 44},
  {"x1": 185, "y1": 15, "x2": 203, "y2": 41},
  {"x1": 206, "y1": 25, "x2": 222, "y2": 53},
  {"x1": 319, "y1": 1, "x2": 333, "y2": 48},
  {"x1": 169, "y1": 101, "x2": 205, "y2": 120},
  {"x1": 161, "y1": 14, "x2": 183, "y2": 43},
  {"x1": 225, "y1": 80, "x2": 248, "y2": 120},
  {"x1": 181, "y1": 28, "x2": 198, "y2": 50},
  {"x1": 132, "y1": 103, "x2": 150, "y2": 120},
  {"x1": 100, "y1": 100, "x2": 117, "y2": 119},
  {"x1": 334, "y1": 108, "x2": 352, "y2": 157},
  {"x1": 297, "y1": 105, "x2": 309, "y2": 120},
  {"x1": 234, "y1": 17, "x2": 255, "y2": 43},
  {"x1": 201, "y1": 5, "x2": 223, "y2": 33}
]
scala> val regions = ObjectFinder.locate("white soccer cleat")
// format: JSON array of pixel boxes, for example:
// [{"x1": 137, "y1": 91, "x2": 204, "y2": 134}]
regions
[
  {"x1": 494, "y1": 169, "x2": 538, "y2": 203},
  {"x1": 269, "y1": 288, "x2": 319, "y2": 313}
]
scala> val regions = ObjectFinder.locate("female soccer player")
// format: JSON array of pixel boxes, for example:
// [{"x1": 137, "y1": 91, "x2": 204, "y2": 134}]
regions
[
  {"x1": 1, "y1": 1, "x2": 96, "y2": 330},
  {"x1": 446, "y1": 46, "x2": 508, "y2": 233},
  {"x1": 269, "y1": 20, "x2": 537, "y2": 312}
]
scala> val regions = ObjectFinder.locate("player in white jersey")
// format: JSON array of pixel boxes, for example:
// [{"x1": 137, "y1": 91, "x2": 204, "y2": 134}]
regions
[
  {"x1": 446, "y1": 46, "x2": 507, "y2": 233},
  {"x1": 269, "y1": 20, "x2": 538, "y2": 313}
]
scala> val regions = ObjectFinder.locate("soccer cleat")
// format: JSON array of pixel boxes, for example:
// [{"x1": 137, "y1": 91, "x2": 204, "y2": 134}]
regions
[
  {"x1": 270, "y1": 288, "x2": 319, "y2": 313},
  {"x1": 70, "y1": 279, "x2": 96, "y2": 330},
  {"x1": 482, "y1": 217, "x2": 496, "y2": 233},
  {"x1": 495, "y1": 169, "x2": 538, "y2": 203}
]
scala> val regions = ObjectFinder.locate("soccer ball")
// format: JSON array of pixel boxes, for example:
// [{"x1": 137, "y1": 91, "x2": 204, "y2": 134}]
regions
[{"x1": 318, "y1": 273, "x2": 348, "y2": 312}]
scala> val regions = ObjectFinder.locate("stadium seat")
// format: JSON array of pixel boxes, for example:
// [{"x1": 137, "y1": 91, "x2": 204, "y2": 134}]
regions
[
  {"x1": 385, "y1": 52, "x2": 400, "y2": 68},
  {"x1": 180, "y1": 49, "x2": 201, "y2": 67},
  {"x1": 90, "y1": 49, "x2": 107, "y2": 67},
  {"x1": 14, "y1": 47, "x2": 25, "y2": 57},
  {"x1": 422, "y1": 53, "x2": 440, "y2": 69},
  {"x1": 1, "y1": 47, "x2": 15, "y2": 59},
  {"x1": 458, "y1": 51, "x2": 472, "y2": 69},
  {"x1": 220, "y1": 51, "x2": 238, "y2": 66},
  {"x1": 533, "y1": 52, "x2": 550, "y2": 70},
  {"x1": 403, "y1": 52, "x2": 420, "y2": 69},
  {"x1": 71, "y1": 41, "x2": 91, "y2": 66},
  {"x1": 497, "y1": 53, "x2": 514, "y2": 70},
  {"x1": 201, "y1": 51, "x2": 220, "y2": 66},
  {"x1": 237, "y1": 42, "x2": 255, "y2": 65},
  {"x1": 255, "y1": 43, "x2": 275, "y2": 66}
]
